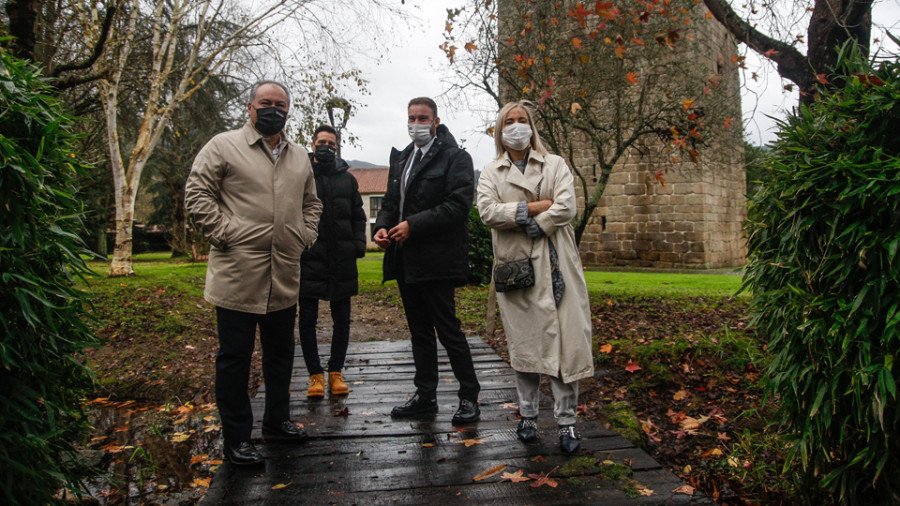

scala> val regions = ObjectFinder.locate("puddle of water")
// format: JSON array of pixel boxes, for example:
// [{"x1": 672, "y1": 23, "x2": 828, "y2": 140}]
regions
[{"x1": 74, "y1": 400, "x2": 222, "y2": 504}]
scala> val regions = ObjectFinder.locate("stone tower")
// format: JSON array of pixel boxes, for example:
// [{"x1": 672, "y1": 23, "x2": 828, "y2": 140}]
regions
[{"x1": 497, "y1": 0, "x2": 747, "y2": 269}]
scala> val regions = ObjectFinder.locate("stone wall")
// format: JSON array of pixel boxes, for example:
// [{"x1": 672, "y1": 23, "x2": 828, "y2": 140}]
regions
[{"x1": 498, "y1": 0, "x2": 747, "y2": 269}]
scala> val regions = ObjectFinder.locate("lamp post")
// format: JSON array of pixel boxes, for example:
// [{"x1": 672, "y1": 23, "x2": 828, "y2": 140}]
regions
[{"x1": 325, "y1": 97, "x2": 351, "y2": 158}]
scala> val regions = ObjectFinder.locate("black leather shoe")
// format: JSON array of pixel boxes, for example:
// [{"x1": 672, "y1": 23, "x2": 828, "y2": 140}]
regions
[
  {"x1": 224, "y1": 441, "x2": 263, "y2": 466},
  {"x1": 516, "y1": 416, "x2": 538, "y2": 442},
  {"x1": 558, "y1": 425, "x2": 581, "y2": 454},
  {"x1": 451, "y1": 399, "x2": 480, "y2": 425},
  {"x1": 391, "y1": 393, "x2": 438, "y2": 418},
  {"x1": 262, "y1": 420, "x2": 308, "y2": 443}
]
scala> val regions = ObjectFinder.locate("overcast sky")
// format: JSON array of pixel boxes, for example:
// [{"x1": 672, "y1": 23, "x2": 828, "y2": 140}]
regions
[{"x1": 339, "y1": 1, "x2": 900, "y2": 169}]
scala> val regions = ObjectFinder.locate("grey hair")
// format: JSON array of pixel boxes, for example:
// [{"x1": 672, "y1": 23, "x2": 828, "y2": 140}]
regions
[{"x1": 248, "y1": 80, "x2": 291, "y2": 107}]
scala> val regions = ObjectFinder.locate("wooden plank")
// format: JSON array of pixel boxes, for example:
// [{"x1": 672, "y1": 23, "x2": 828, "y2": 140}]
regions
[{"x1": 204, "y1": 338, "x2": 704, "y2": 505}]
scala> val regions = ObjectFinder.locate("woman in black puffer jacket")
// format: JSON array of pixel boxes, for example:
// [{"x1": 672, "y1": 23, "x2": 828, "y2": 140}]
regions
[{"x1": 298, "y1": 125, "x2": 367, "y2": 398}]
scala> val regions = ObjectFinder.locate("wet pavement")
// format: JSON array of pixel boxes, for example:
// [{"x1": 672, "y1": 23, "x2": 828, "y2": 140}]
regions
[{"x1": 203, "y1": 338, "x2": 710, "y2": 504}]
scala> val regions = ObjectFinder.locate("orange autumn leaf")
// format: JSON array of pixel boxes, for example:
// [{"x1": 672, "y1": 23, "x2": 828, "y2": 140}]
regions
[
  {"x1": 724, "y1": 117, "x2": 734, "y2": 130},
  {"x1": 531, "y1": 455, "x2": 547, "y2": 463},
  {"x1": 571, "y1": 37, "x2": 582, "y2": 49},
  {"x1": 458, "y1": 438, "x2": 484, "y2": 447},
  {"x1": 631, "y1": 38, "x2": 645, "y2": 45},
  {"x1": 501, "y1": 469, "x2": 531, "y2": 483},
  {"x1": 192, "y1": 478, "x2": 211, "y2": 488},
  {"x1": 464, "y1": 41, "x2": 478, "y2": 53},
  {"x1": 673, "y1": 484, "x2": 696, "y2": 495},
  {"x1": 599, "y1": 343, "x2": 613, "y2": 354},
  {"x1": 568, "y1": 3, "x2": 593, "y2": 27},
  {"x1": 817, "y1": 73, "x2": 829, "y2": 84},
  {"x1": 614, "y1": 45, "x2": 626, "y2": 58},
  {"x1": 626, "y1": 72, "x2": 639, "y2": 84},
  {"x1": 682, "y1": 99, "x2": 694, "y2": 110},
  {"x1": 271, "y1": 482, "x2": 290, "y2": 490},
  {"x1": 705, "y1": 10, "x2": 713, "y2": 19},
  {"x1": 570, "y1": 102, "x2": 583, "y2": 115},
  {"x1": 625, "y1": 360, "x2": 642, "y2": 373},
  {"x1": 473, "y1": 464, "x2": 507, "y2": 481},
  {"x1": 190, "y1": 454, "x2": 208, "y2": 464},
  {"x1": 673, "y1": 389, "x2": 688, "y2": 401}
]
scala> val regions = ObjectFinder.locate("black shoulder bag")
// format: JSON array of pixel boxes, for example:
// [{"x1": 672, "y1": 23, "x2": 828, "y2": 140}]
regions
[{"x1": 493, "y1": 181, "x2": 541, "y2": 292}]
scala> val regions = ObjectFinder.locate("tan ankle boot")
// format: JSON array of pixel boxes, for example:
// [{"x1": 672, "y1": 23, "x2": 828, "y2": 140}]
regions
[
  {"x1": 328, "y1": 371, "x2": 349, "y2": 395},
  {"x1": 307, "y1": 373, "x2": 324, "y2": 398}
]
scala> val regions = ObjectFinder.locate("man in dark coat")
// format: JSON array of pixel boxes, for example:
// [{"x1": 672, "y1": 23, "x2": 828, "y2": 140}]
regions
[
  {"x1": 299, "y1": 125, "x2": 367, "y2": 398},
  {"x1": 373, "y1": 97, "x2": 481, "y2": 425}
]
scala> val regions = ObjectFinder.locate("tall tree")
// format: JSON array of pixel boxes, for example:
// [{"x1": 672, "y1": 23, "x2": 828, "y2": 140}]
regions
[
  {"x1": 443, "y1": 0, "x2": 741, "y2": 243},
  {"x1": 702, "y1": 0, "x2": 873, "y2": 103},
  {"x1": 93, "y1": 0, "x2": 402, "y2": 275}
]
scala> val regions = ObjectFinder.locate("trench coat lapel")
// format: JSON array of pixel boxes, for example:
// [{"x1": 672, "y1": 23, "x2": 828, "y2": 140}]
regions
[{"x1": 502, "y1": 150, "x2": 545, "y2": 198}]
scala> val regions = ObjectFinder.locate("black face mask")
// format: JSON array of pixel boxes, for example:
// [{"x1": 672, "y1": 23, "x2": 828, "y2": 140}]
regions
[
  {"x1": 314, "y1": 145, "x2": 337, "y2": 167},
  {"x1": 253, "y1": 106, "x2": 287, "y2": 136}
]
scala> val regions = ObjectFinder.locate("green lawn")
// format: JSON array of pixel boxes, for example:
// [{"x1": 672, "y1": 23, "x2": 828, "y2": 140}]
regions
[{"x1": 359, "y1": 251, "x2": 745, "y2": 298}]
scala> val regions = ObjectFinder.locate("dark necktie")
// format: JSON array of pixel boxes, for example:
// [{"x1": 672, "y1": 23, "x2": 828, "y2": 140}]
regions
[{"x1": 400, "y1": 149, "x2": 423, "y2": 219}]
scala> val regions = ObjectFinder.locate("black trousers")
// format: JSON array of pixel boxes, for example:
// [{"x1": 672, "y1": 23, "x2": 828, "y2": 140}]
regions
[
  {"x1": 215, "y1": 305, "x2": 296, "y2": 447},
  {"x1": 397, "y1": 280, "x2": 480, "y2": 402},
  {"x1": 298, "y1": 296, "x2": 351, "y2": 375}
]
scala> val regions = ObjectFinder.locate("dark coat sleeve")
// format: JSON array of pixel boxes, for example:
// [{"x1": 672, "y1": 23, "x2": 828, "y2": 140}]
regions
[
  {"x1": 404, "y1": 149, "x2": 474, "y2": 237},
  {"x1": 373, "y1": 148, "x2": 404, "y2": 236},
  {"x1": 350, "y1": 176, "x2": 367, "y2": 257}
]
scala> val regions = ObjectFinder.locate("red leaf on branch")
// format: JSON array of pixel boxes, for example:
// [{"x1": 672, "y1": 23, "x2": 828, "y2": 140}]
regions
[{"x1": 568, "y1": 3, "x2": 593, "y2": 27}]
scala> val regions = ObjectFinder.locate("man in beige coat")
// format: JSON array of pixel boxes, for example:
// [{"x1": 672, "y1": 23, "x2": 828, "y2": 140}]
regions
[{"x1": 185, "y1": 80, "x2": 322, "y2": 466}]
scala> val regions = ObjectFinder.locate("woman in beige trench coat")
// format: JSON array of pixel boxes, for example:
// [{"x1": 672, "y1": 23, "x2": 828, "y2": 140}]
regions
[{"x1": 477, "y1": 101, "x2": 594, "y2": 453}]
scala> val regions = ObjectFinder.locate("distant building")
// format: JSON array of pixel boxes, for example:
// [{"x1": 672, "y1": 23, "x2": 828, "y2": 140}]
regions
[{"x1": 348, "y1": 167, "x2": 389, "y2": 249}]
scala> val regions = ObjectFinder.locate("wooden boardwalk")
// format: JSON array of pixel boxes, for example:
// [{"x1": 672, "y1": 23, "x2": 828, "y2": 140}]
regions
[{"x1": 204, "y1": 338, "x2": 710, "y2": 505}]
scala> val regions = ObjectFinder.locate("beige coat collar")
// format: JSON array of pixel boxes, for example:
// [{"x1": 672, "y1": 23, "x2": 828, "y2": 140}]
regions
[{"x1": 491, "y1": 150, "x2": 545, "y2": 195}]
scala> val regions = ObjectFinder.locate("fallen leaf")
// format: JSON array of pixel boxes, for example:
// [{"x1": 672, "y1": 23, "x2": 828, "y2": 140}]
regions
[
  {"x1": 458, "y1": 438, "x2": 484, "y2": 447},
  {"x1": 202, "y1": 459, "x2": 223, "y2": 465},
  {"x1": 673, "y1": 484, "x2": 695, "y2": 495},
  {"x1": 422, "y1": 443, "x2": 435, "y2": 448},
  {"x1": 680, "y1": 415, "x2": 709, "y2": 431},
  {"x1": 625, "y1": 360, "x2": 642, "y2": 373},
  {"x1": 682, "y1": 99, "x2": 694, "y2": 110},
  {"x1": 500, "y1": 469, "x2": 531, "y2": 483},
  {"x1": 333, "y1": 407, "x2": 350, "y2": 417},
  {"x1": 531, "y1": 455, "x2": 546, "y2": 463},
  {"x1": 170, "y1": 432, "x2": 191, "y2": 443},
  {"x1": 700, "y1": 447, "x2": 723, "y2": 458},
  {"x1": 190, "y1": 454, "x2": 208, "y2": 464},
  {"x1": 717, "y1": 432, "x2": 732, "y2": 441},
  {"x1": 529, "y1": 466, "x2": 559, "y2": 488},
  {"x1": 636, "y1": 484, "x2": 654, "y2": 496},
  {"x1": 570, "y1": 102, "x2": 582, "y2": 115},
  {"x1": 192, "y1": 478, "x2": 211, "y2": 488},
  {"x1": 271, "y1": 482, "x2": 290, "y2": 490},
  {"x1": 500, "y1": 402, "x2": 518, "y2": 410},
  {"x1": 599, "y1": 343, "x2": 613, "y2": 354},
  {"x1": 672, "y1": 390, "x2": 688, "y2": 401},
  {"x1": 473, "y1": 464, "x2": 507, "y2": 481}
]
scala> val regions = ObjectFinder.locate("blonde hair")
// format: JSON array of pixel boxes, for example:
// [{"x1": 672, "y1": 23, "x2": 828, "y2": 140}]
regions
[{"x1": 492, "y1": 101, "x2": 548, "y2": 159}]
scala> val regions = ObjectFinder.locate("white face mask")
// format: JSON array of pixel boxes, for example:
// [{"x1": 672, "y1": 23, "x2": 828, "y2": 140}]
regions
[
  {"x1": 408, "y1": 122, "x2": 435, "y2": 146},
  {"x1": 501, "y1": 122, "x2": 533, "y2": 151}
]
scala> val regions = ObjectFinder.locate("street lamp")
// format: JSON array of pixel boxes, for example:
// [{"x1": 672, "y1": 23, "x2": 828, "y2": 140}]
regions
[{"x1": 325, "y1": 97, "x2": 351, "y2": 158}]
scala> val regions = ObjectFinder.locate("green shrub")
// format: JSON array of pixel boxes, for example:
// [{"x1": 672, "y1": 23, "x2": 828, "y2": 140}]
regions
[
  {"x1": 0, "y1": 49, "x2": 101, "y2": 503},
  {"x1": 467, "y1": 205, "x2": 493, "y2": 285},
  {"x1": 743, "y1": 47, "x2": 900, "y2": 504}
]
